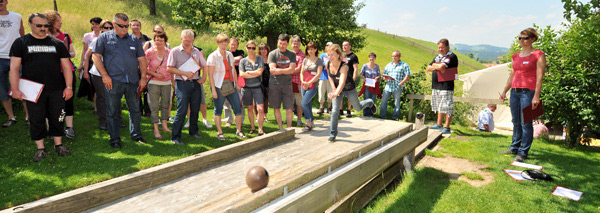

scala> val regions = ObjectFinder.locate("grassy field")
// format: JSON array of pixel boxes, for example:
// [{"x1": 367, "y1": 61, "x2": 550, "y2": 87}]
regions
[
  {"x1": 2, "y1": 0, "x2": 493, "y2": 209},
  {"x1": 363, "y1": 127, "x2": 600, "y2": 212}
]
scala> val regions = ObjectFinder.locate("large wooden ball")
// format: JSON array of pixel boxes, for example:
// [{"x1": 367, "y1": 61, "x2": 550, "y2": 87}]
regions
[{"x1": 246, "y1": 166, "x2": 269, "y2": 192}]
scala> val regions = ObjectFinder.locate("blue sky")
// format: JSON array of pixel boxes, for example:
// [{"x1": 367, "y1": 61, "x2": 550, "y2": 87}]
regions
[{"x1": 356, "y1": 0, "x2": 585, "y2": 48}]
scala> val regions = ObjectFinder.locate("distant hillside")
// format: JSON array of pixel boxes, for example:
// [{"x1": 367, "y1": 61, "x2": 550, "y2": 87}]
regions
[{"x1": 453, "y1": 43, "x2": 508, "y2": 61}]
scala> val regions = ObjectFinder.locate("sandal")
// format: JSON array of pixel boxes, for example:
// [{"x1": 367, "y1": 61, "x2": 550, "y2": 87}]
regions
[
  {"x1": 236, "y1": 131, "x2": 247, "y2": 139},
  {"x1": 302, "y1": 125, "x2": 312, "y2": 132},
  {"x1": 248, "y1": 129, "x2": 256, "y2": 134},
  {"x1": 217, "y1": 133, "x2": 226, "y2": 141},
  {"x1": 257, "y1": 132, "x2": 265, "y2": 136}
]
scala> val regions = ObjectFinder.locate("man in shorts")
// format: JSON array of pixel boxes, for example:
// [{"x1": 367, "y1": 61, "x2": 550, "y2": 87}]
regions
[
  {"x1": 426, "y1": 38, "x2": 458, "y2": 134},
  {"x1": 290, "y1": 35, "x2": 305, "y2": 126},
  {"x1": 268, "y1": 34, "x2": 296, "y2": 130}
]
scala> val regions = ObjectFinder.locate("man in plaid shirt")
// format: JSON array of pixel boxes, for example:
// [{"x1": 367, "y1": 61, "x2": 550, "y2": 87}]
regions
[
  {"x1": 380, "y1": 50, "x2": 410, "y2": 120},
  {"x1": 291, "y1": 35, "x2": 305, "y2": 126}
]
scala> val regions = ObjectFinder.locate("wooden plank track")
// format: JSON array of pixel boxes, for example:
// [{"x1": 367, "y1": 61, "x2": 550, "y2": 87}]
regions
[
  {"x1": 255, "y1": 128, "x2": 428, "y2": 212},
  {"x1": 7, "y1": 129, "x2": 295, "y2": 213},
  {"x1": 84, "y1": 118, "x2": 410, "y2": 212}
]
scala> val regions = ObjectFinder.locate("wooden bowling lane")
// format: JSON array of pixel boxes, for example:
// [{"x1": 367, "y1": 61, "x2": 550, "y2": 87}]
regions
[{"x1": 86, "y1": 118, "x2": 410, "y2": 212}]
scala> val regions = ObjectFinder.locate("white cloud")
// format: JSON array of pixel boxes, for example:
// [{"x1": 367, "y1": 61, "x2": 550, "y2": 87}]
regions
[
  {"x1": 546, "y1": 13, "x2": 558, "y2": 20},
  {"x1": 438, "y1": 6, "x2": 449, "y2": 14},
  {"x1": 400, "y1": 13, "x2": 416, "y2": 20}
]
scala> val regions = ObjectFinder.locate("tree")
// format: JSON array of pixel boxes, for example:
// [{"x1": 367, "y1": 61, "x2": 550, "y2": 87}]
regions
[
  {"x1": 149, "y1": 0, "x2": 156, "y2": 16},
  {"x1": 166, "y1": 0, "x2": 366, "y2": 50}
]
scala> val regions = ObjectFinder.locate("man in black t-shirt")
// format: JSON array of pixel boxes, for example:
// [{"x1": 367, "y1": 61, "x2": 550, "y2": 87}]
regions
[
  {"x1": 131, "y1": 19, "x2": 152, "y2": 117},
  {"x1": 9, "y1": 13, "x2": 73, "y2": 162},
  {"x1": 342, "y1": 41, "x2": 359, "y2": 118},
  {"x1": 426, "y1": 38, "x2": 459, "y2": 134}
]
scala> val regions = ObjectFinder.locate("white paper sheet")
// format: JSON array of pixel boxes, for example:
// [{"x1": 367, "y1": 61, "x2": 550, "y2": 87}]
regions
[
  {"x1": 552, "y1": 186, "x2": 582, "y2": 201},
  {"x1": 9, "y1": 79, "x2": 44, "y2": 103},
  {"x1": 178, "y1": 58, "x2": 200, "y2": 81},
  {"x1": 503, "y1": 169, "x2": 532, "y2": 181},
  {"x1": 365, "y1": 78, "x2": 376, "y2": 87},
  {"x1": 511, "y1": 161, "x2": 543, "y2": 171}
]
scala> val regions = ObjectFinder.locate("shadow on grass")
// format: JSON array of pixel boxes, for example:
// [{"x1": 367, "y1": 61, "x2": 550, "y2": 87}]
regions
[
  {"x1": 378, "y1": 167, "x2": 451, "y2": 213},
  {"x1": 452, "y1": 129, "x2": 506, "y2": 139}
]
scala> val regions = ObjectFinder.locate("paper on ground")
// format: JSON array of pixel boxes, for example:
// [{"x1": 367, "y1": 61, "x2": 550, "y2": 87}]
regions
[
  {"x1": 552, "y1": 186, "x2": 582, "y2": 201},
  {"x1": 365, "y1": 78, "x2": 376, "y2": 87},
  {"x1": 503, "y1": 169, "x2": 532, "y2": 181},
  {"x1": 510, "y1": 161, "x2": 543, "y2": 170},
  {"x1": 178, "y1": 58, "x2": 200, "y2": 80},
  {"x1": 9, "y1": 78, "x2": 44, "y2": 103}
]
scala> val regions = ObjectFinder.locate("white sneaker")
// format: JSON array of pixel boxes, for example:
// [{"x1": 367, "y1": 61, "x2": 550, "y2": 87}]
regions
[
  {"x1": 203, "y1": 119, "x2": 213, "y2": 128},
  {"x1": 184, "y1": 120, "x2": 190, "y2": 128}
]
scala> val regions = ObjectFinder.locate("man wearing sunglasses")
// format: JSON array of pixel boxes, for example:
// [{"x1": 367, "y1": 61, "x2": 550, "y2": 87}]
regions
[
  {"x1": 9, "y1": 13, "x2": 74, "y2": 162},
  {"x1": 92, "y1": 13, "x2": 148, "y2": 149},
  {"x1": 0, "y1": 0, "x2": 27, "y2": 128}
]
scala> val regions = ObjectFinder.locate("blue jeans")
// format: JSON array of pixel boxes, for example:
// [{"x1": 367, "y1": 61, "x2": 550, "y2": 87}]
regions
[
  {"x1": 0, "y1": 59, "x2": 10, "y2": 101},
  {"x1": 106, "y1": 80, "x2": 142, "y2": 143},
  {"x1": 363, "y1": 89, "x2": 376, "y2": 116},
  {"x1": 380, "y1": 88, "x2": 403, "y2": 120},
  {"x1": 172, "y1": 80, "x2": 203, "y2": 141},
  {"x1": 330, "y1": 88, "x2": 374, "y2": 137},
  {"x1": 213, "y1": 83, "x2": 242, "y2": 116},
  {"x1": 509, "y1": 89, "x2": 535, "y2": 157},
  {"x1": 301, "y1": 86, "x2": 318, "y2": 123}
]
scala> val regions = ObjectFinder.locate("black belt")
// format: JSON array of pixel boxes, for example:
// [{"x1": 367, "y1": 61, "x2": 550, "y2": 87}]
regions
[
  {"x1": 176, "y1": 79, "x2": 199, "y2": 82},
  {"x1": 512, "y1": 88, "x2": 530, "y2": 92}
]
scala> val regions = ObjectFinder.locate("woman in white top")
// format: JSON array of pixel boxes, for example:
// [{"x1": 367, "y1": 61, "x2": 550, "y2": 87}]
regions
[
  {"x1": 207, "y1": 33, "x2": 245, "y2": 140},
  {"x1": 78, "y1": 17, "x2": 102, "y2": 73}
]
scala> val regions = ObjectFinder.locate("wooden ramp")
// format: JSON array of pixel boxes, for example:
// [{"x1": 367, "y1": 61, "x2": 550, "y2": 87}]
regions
[{"x1": 84, "y1": 118, "x2": 411, "y2": 212}]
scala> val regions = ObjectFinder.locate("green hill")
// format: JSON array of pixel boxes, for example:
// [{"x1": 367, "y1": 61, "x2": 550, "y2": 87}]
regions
[{"x1": 11, "y1": 1, "x2": 484, "y2": 73}]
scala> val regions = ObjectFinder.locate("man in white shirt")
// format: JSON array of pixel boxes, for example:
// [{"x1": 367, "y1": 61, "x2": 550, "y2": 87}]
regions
[{"x1": 478, "y1": 104, "x2": 497, "y2": 132}]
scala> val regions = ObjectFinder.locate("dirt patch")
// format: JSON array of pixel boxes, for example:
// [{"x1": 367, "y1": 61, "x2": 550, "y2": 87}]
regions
[
  {"x1": 451, "y1": 135, "x2": 469, "y2": 141},
  {"x1": 418, "y1": 155, "x2": 494, "y2": 187}
]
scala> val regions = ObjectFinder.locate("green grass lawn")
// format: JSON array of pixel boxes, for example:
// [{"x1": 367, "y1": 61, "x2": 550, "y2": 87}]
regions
[{"x1": 363, "y1": 126, "x2": 600, "y2": 212}]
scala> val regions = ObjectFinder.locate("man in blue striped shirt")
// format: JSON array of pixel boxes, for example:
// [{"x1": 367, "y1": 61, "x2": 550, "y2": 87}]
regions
[{"x1": 380, "y1": 51, "x2": 410, "y2": 120}]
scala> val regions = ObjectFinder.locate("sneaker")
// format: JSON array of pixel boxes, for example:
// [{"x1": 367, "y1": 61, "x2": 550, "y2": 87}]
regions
[
  {"x1": 65, "y1": 127, "x2": 75, "y2": 139},
  {"x1": 24, "y1": 118, "x2": 30, "y2": 126},
  {"x1": 33, "y1": 149, "x2": 47, "y2": 162},
  {"x1": 441, "y1": 128, "x2": 452, "y2": 134},
  {"x1": 498, "y1": 150, "x2": 517, "y2": 155},
  {"x1": 317, "y1": 108, "x2": 324, "y2": 115},
  {"x1": 54, "y1": 145, "x2": 71, "y2": 156},
  {"x1": 514, "y1": 155, "x2": 527, "y2": 162},
  {"x1": 346, "y1": 110, "x2": 352, "y2": 118},
  {"x1": 171, "y1": 139, "x2": 184, "y2": 145},
  {"x1": 429, "y1": 124, "x2": 443, "y2": 129},
  {"x1": 203, "y1": 119, "x2": 213, "y2": 128},
  {"x1": 184, "y1": 120, "x2": 190, "y2": 128},
  {"x1": 370, "y1": 105, "x2": 377, "y2": 115},
  {"x1": 328, "y1": 136, "x2": 336, "y2": 142},
  {"x1": 168, "y1": 117, "x2": 174, "y2": 123},
  {"x1": 296, "y1": 120, "x2": 303, "y2": 127},
  {"x1": 339, "y1": 110, "x2": 344, "y2": 116},
  {"x1": 327, "y1": 107, "x2": 332, "y2": 114},
  {"x1": 2, "y1": 118, "x2": 17, "y2": 128}
]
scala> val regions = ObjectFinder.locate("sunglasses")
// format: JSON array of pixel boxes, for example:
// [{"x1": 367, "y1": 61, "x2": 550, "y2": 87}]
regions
[
  {"x1": 518, "y1": 36, "x2": 531, "y2": 40},
  {"x1": 0, "y1": 0, "x2": 5, "y2": 3},
  {"x1": 34, "y1": 24, "x2": 51, "y2": 28},
  {"x1": 153, "y1": 30, "x2": 163, "y2": 33},
  {"x1": 103, "y1": 26, "x2": 114, "y2": 30},
  {"x1": 246, "y1": 47, "x2": 256, "y2": 50},
  {"x1": 114, "y1": 23, "x2": 129, "y2": 28}
]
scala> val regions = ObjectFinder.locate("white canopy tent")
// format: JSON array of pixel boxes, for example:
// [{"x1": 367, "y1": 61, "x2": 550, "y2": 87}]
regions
[{"x1": 459, "y1": 63, "x2": 513, "y2": 131}]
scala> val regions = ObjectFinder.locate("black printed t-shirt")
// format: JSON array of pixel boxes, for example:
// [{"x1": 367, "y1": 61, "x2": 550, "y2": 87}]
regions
[
  {"x1": 10, "y1": 34, "x2": 70, "y2": 90},
  {"x1": 343, "y1": 52, "x2": 359, "y2": 90},
  {"x1": 230, "y1": 49, "x2": 245, "y2": 75},
  {"x1": 429, "y1": 52, "x2": 459, "y2": 91}
]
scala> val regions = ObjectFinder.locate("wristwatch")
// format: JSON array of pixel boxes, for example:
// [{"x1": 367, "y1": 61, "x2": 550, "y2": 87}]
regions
[{"x1": 66, "y1": 86, "x2": 73, "y2": 90}]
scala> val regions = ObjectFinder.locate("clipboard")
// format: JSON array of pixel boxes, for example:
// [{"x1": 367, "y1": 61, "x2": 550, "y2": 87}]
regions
[
  {"x1": 365, "y1": 78, "x2": 376, "y2": 87},
  {"x1": 522, "y1": 101, "x2": 543, "y2": 124},
  {"x1": 178, "y1": 57, "x2": 201, "y2": 81},
  {"x1": 437, "y1": 67, "x2": 458, "y2": 82},
  {"x1": 9, "y1": 78, "x2": 45, "y2": 103}
]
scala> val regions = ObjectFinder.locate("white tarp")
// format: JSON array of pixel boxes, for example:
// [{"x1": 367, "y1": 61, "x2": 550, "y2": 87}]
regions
[{"x1": 459, "y1": 63, "x2": 513, "y2": 130}]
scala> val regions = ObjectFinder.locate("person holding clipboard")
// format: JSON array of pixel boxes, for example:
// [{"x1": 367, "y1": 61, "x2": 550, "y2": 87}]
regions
[
  {"x1": 498, "y1": 28, "x2": 546, "y2": 162},
  {"x1": 166, "y1": 29, "x2": 207, "y2": 145},
  {"x1": 426, "y1": 38, "x2": 458, "y2": 135},
  {"x1": 380, "y1": 51, "x2": 410, "y2": 120}
]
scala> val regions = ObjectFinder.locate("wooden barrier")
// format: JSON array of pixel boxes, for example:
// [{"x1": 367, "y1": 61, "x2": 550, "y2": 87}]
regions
[
  {"x1": 407, "y1": 93, "x2": 502, "y2": 121},
  {"x1": 6, "y1": 129, "x2": 295, "y2": 213},
  {"x1": 255, "y1": 128, "x2": 429, "y2": 212}
]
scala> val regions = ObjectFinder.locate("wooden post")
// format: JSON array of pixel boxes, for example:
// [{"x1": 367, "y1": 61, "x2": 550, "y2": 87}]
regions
[
  {"x1": 403, "y1": 150, "x2": 415, "y2": 173},
  {"x1": 408, "y1": 93, "x2": 415, "y2": 121}
]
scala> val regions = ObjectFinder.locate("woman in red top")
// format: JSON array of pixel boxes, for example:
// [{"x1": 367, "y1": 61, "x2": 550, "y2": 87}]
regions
[
  {"x1": 45, "y1": 10, "x2": 77, "y2": 139},
  {"x1": 499, "y1": 28, "x2": 546, "y2": 162},
  {"x1": 145, "y1": 33, "x2": 172, "y2": 139}
]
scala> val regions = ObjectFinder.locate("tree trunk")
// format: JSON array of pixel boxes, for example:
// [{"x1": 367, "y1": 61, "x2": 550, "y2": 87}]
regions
[
  {"x1": 149, "y1": 0, "x2": 156, "y2": 16},
  {"x1": 266, "y1": 33, "x2": 278, "y2": 52}
]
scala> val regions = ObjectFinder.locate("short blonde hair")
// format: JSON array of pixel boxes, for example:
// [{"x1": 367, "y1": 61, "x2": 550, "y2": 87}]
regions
[
  {"x1": 216, "y1": 33, "x2": 230, "y2": 44},
  {"x1": 181, "y1": 29, "x2": 194, "y2": 38},
  {"x1": 520, "y1": 28, "x2": 539, "y2": 42},
  {"x1": 246, "y1": 40, "x2": 256, "y2": 47},
  {"x1": 325, "y1": 44, "x2": 343, "y2": 61}
]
